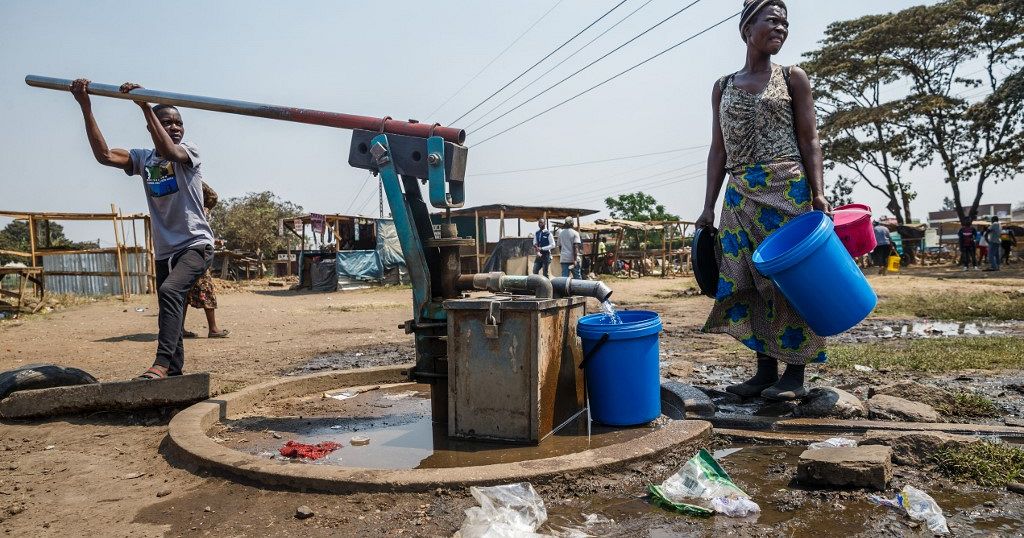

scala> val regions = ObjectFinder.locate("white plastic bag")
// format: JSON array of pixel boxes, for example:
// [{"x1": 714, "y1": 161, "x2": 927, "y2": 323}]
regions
[
  {"x1": 658, "y1": 449, "x2": 760, "y2": 518},
  {"x1": 868, "y1": 485, "x2": 949, "y2": 535},
  {"x1": 808, "y1": 437, "x2": 858, "y2": 450},
  {"x1": 455, "y1": 483, "x2": 549, "y2": 538},
  {"x1": 902, "y1": 485, "x2": 949, "y2": 535}
]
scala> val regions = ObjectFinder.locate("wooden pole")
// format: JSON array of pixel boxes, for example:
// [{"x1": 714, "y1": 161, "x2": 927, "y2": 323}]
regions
[
  {"x1": 145, "y1": 216, "x2": 156, "y2": 293},
  {"x1": 110, "y1": 204, "x2": 128, "y2": 302},
  {"x1": 661, "y1": 225, "x2": 667, "y2": 278},
  {"x1": 517, "y1": 218, "x2": 521, "y2": 237},
  {"x1": 118, "y1": 209, "x2": 131, "y2": 298},
  {"x1": 27, "y1": 215, "x2": 37, "y2": 267},
  {"x1": 613, "y1": 229, "x2": 623, "y2": 276},
  {"x1": 130, "y1": 218, "x2": 141, "y2": 294},
  {"x1": 474, "y1": 210, "x2": 481, "y2": 273},
  {"x1": 499, "y1": 209, "x2": 505, "y2": 238}
]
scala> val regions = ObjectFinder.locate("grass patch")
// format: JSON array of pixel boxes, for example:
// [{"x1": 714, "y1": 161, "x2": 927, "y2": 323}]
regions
[
  {"x1": 937, "y1": 392, "x2": 1001, "y2": 418},
  {"x1": 874, "y1": 291, "x2": 1024, "y2": 321},
  {"x1": 934, "y1": 442, "x2": 1024, "y2": 486},
  {"x1": 826, "y1": 337, "x2": 1024, "y2": 372}
]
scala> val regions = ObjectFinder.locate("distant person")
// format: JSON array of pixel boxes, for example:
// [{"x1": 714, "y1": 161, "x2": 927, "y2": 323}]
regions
[
  {"x1": 956, "y1": 218, "x2": 978, "y2": 271},
  {"x1": 531, "y1": 219, "x2": 555, "y2": 277},
  {"x1": 979, "y1": 227, "x2": 990, "y2": 262},
  {"x1": 71, "y1": 79, "x2": 213, "y2": 379},
  {"x1": 1001, "y1": 227, "x2": 1016, "y2": 265},
  {"x1": 985, "y1": 216, "x2": 1002, "y2": 271},
  {"x1": 597, "y1": 237, "x2": 607, "y2": 256},
  {"x1": 183, "y1": 182, "x2": 229, "y2": 339},
  {"x1": 872, "y1": 221, "x2": 891, "y2": 275},
  {"x1": 557, "y1": 217, "x2": 582, "y2": 279}
]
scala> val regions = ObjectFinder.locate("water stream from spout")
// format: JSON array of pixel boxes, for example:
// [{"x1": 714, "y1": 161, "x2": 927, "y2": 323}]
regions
[{"x1": 600, "y1": 300, "x2": 622, "y2": 324}]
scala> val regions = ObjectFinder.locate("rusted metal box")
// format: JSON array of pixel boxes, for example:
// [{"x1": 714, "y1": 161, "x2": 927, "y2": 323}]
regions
[{"x1": 444, "y1": 295, "x2": 586, "y2": 444}]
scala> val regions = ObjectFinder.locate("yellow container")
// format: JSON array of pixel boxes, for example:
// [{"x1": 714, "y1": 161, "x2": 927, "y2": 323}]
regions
[{"x1": 887, "y1": 255, "x2": 901, "y2": 273}]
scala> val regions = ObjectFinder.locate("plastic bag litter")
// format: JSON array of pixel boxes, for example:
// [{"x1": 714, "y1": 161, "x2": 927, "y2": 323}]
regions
[
  {"x1": 808, "y1": 437, "x2": 858, "y2": 450},
  {"x1": 868, "y1": 485, "x2": 949, "y2": 535},
  {"x1": 454, "y1": 483, "x2": 548, "y2": 538},
  {"x1": 548, "y1": 514, "x2": 614, "y2": 538},
  {"x1": 650, "y1": 449, "x2": 760, "y2": 518}
]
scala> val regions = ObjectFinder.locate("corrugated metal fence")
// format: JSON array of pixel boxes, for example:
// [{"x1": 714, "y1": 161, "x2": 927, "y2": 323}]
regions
[{"x1": 42, "y1": 251, "x2": 150, "y2": 296}]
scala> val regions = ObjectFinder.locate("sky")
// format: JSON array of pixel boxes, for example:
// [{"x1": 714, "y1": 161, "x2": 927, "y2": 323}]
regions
[{"x1": 1, "y1": 0, "x2": 1019, "y2": 246}]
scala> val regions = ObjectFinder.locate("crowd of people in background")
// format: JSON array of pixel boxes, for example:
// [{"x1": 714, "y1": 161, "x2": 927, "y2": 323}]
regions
[{"x1": 958, "y1": 216, "x2": 1016, "y2": 272}]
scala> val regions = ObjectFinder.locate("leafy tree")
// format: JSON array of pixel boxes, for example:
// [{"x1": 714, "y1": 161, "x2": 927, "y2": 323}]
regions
[
  {"x1": 604, "y1": 192, "x2": 679, "y2": 222},
  {"x1": 881, "y1": 0, "x2": 1022, "y2": 222},
  {"x1": 0, "y1": 220, "x2": 98, "y2": 264},
  {"x1": 803, "y1": 14, "x2": 918, "y2": 224},
  {"x1": 826, "y1": 176, "x2": 856, "y2": 209},
  {"x1": 942, "y1": 197, "x2": 958, "y2": 211},
  {"x1": 208, "y1": 191, "x2": 303, "y2": 262}
]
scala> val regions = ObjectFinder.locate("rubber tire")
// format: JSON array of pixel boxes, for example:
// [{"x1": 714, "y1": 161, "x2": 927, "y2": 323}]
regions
[{"x1": 0, "y1": 364, "x2": 98, "y2": 400}]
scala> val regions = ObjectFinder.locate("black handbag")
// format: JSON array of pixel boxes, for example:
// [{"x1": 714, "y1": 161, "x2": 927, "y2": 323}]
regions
[{"x1": 692, "y1": 226, "x2": 719, "y2": 298}]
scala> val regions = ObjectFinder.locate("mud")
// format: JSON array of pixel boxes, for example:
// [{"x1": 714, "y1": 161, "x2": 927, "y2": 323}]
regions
[
  {"x1": 837, "y1": 318, "x2": 1024, "y2": 343},
  {"x1": 284, "y1": 343, "x2": 414, "y2": 375}
]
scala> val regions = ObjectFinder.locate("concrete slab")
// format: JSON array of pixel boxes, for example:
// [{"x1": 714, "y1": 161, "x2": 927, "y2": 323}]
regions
[
  {"x1": 661, "y1": 380, "x2": 715, "y2": 418},
  {"x1": 777, "y1": 417, "x2": 1024, "y2": 440},
  {"x1": 0, "y1": 373, "x2": 211, "y2": 419},
  {"x1": 167, "y1": 366, "x2": 712, "y2": 493}
]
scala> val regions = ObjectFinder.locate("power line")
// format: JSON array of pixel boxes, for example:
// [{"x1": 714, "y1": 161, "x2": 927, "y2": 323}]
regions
[
  {"x1": 469, "y1": 0, "x2": 707, "y2": 137},
  {"x1": 449, "y1": 0, "x2": 631, "y2": 125},
  {"x1": 344, "y1": 172, "x2": 372, "y2": 214},
  {"x1": 471, "y1": 10, "x2": 740, "y2": 147},
  {"x1": 468, "y1": 144, "x2": 707, "y2": 176},
  {"x1": 518, "y1": 155, "x2": 707, "y2": 206},
  {"x1": 465, "y1": 0, "x2": 657, "y2": 130},
  {"x1": 423, "y1": 0, "x2": 564, "y2": 120}
]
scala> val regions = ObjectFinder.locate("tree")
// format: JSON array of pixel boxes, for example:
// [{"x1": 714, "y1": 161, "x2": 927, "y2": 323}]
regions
[
  {"x1": 878, "y1": 0, "x2": 1023, "y2": 222},
  {"x1": 208, "y1": 191, "x2": 303, "y2": 263},
  {"x1": 804, "y1": 14, "x2": 919, "y2": 224},
  {"x1": 942, "y1": 197, "x2": 958, "y2": 211},
  {"x1": 0, "y1": 220, "x2": 98, "y2": 264},
  {"x1": 604, "y1": 192, "x2": 679, "y2": 222},
  {"x1": 826, "y1": 176, "x2": 856, "y2": 209}
]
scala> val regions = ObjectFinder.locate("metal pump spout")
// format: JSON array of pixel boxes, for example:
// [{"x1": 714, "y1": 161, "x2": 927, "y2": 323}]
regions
[
  {"x1": 551, "y1": 277, "x2": 613, "y2": 303},
  {"x1": 457, "y1": 272, "x2": 553, "y2": 299}
]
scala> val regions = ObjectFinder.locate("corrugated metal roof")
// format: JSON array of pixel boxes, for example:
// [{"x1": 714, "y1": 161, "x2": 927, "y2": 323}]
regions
[{"x1": 42, "y1": 252, "x2": 150, "y2": 296}]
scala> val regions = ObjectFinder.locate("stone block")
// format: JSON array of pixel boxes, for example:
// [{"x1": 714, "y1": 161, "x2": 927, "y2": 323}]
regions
[
  {"x1": 868, "y1": 381, "x2": 955, "y2": 409},
  {"x1": 794, "y1": 387, "x2": 866, "y2": 419},
  {"x1": 660, "y1": 381, "x2": 715, "y2": 417},
  {"x1": 868, "y1": 394, "x2": 941, "y2": 423},
  {"x1": 859, "y1": 430, "x2": 978, "y2": 466},
  {"x1": 0, "y1": 373, "x2": 211, "y2": 419},
  {"x1": 796, "y1": 445, "x2": 893, "y2": 490}
]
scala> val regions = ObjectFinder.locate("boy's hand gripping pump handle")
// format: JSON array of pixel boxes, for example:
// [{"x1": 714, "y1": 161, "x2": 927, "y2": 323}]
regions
[{"x1": 25, "y1": 75, "x2": 467, "y2": 145}]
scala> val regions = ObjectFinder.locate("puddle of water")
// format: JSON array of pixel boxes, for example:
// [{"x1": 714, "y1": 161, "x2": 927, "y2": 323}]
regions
[
  {"x1": 222, "y1": 384, "x2": 659, "y2": 469},
  {"x1": 838, "y1": 319, "x2": 1021, "y2": 343}
]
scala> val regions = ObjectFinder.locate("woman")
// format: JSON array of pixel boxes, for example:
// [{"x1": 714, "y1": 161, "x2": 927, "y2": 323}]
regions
[
  {"x1": 183, "y1": 182, "x2": 230, "y2": 338},
  {"x1": 695, "y1": 0, "x2": 830, "y2": 400}
]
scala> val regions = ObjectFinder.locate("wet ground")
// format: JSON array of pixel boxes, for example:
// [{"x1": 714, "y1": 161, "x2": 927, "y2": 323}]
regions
[
  {"x1": 836, "y1": 318, "x2": 1024, "y2": 343},
  {"x1": 218, "y1": 383, "x2": 661, "y2": 470},
  {"x1": 538, "y1": 443, "x2": 1024, "y2": 537},
  {"x1": 283, "y1": 343, "x2": 415, "y2": 375}
]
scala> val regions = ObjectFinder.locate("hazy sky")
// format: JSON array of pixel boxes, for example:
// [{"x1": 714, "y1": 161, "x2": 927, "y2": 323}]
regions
[{"x1": 1, "y1": 0, "x2": 1018, "y2": 246}]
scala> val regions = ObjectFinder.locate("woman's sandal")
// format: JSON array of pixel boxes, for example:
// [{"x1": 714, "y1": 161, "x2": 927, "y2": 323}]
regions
[
  {"x1": 136, "y1": 366, "x2": 168, "y2": 380},
  {"x1": 208, "y1": 329, "x2": 230, "y2": 338}
]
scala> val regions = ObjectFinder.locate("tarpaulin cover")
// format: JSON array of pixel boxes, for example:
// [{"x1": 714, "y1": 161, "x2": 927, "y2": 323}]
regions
[
  {"x1": 375, "y1": 219, "x2": 404, "y2": 270},
  {"x1": 336, "y1": 250, "x2": 382, "y2": 281},
  {"x1": 483, "y1": 238, "x2": 535, "y2": 273}
]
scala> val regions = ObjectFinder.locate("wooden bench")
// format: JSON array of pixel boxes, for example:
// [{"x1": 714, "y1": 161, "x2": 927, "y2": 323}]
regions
[{"x1": 0, "y1": 266, "x2": 45, "y2": 313}]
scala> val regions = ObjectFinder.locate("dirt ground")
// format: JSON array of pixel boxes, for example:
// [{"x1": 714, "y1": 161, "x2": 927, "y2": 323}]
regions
[{"x1": 1, "y1": 266, "x2": 1023, "y2": 536}]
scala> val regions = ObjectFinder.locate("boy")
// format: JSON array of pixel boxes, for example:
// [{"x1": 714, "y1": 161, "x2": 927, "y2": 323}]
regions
[{"x1": 71, "y1": 79, "x2": 214, "y2": 379}]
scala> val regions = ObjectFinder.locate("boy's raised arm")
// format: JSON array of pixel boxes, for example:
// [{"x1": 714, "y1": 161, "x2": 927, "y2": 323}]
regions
[
  {"x1": 72, "y1": 78, "x2": 132, "y2": 173},
  {"x1": 120, "y1": 83, "x2": 191, "y2": 165}
]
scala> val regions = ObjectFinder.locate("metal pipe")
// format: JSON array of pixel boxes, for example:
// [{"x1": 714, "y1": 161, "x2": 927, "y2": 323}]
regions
[
  {"x1": 25, "y1": 75, "x2": 466, "y2": 145},
  {"x1": 456, "y1": 271, "x2": 552, "y2": 299},
  {"x1": 551, "y1": 277, "x2": 613, "y2": 303}
]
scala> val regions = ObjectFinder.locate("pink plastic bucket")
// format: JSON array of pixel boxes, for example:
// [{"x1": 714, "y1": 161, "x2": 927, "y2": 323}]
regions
[{"x1": 833, "y1": 204, "x2": 875, "y2": 257}]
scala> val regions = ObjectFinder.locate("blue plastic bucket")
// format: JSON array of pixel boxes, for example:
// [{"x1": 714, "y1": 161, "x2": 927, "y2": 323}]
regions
[
  {"x1": 752, "y1": 211, "x2": 876, "y2": 337},
  {"x1": 577, "y1": 310, "x2": 662, "y2": 426}
]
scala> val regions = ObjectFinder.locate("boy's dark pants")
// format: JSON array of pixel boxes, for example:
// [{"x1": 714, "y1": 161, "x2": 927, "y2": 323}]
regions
[{"x1": 154, "y1": 244, "x2": 213, "y2": 375}]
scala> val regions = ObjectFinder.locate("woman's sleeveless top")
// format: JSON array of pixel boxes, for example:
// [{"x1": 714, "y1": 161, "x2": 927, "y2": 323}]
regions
[{"x1": 719, "y1": 63, "x2": 802, "y2": 172}]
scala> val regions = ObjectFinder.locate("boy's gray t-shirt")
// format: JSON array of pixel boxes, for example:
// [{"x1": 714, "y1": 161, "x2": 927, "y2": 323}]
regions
[
  {"x1": 126, "y1": 141, "x2": 214, "y2": 259},
  {"x1": 558, "y1": 228, "x2": 582, "y2": 263}
]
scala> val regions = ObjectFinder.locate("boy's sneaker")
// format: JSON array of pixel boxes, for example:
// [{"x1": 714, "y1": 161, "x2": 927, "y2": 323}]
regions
[{"x1": 962, "y1": 267, "x2": 968, "y2": 272}]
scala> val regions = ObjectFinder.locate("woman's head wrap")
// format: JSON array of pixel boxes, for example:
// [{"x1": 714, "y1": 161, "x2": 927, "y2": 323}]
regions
[{"x1": 740, "y1": 0, "x2": 787, "y2": 42}]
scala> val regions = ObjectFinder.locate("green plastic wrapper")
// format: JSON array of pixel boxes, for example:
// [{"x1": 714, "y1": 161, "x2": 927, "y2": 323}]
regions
[{"x1": 648, "y1": 449, "x2": 753, "y2": 517}]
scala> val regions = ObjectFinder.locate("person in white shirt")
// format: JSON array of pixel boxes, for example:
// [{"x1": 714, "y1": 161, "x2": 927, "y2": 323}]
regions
[{"x1": 557, "y1": 217, "x2": 583, "y2": 279}]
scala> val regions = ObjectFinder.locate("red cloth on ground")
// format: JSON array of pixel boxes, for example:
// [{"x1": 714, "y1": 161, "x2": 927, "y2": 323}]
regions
[{"x1": 279, "y1": 440, "x2": 341, "y2": 460}]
